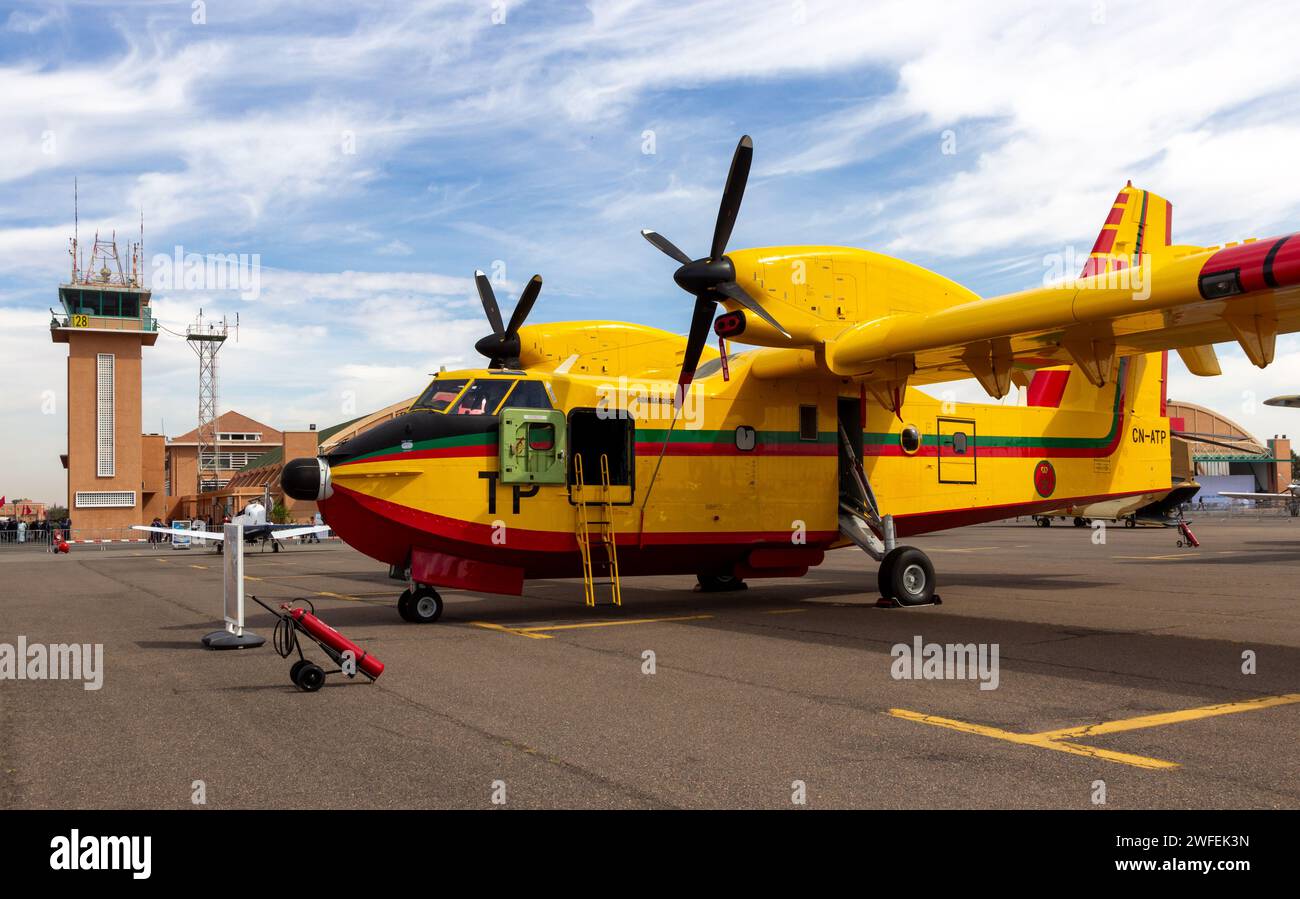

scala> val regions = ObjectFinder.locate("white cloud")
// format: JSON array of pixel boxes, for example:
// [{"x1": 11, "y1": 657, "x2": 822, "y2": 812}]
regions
[{"x1": 8, "y1": 0, "x2": 1300, "y2": 505}]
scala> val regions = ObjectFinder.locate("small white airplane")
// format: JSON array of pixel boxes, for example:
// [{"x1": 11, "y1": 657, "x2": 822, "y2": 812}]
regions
[
  {"x1": 1264, "y1": 396, "x2": 1300, "y2": 408},
  {"x1": 1033, "y1": 481, "x2": 1202, "y2": 528},
  {"x1": 1218, "y1": 484, "x2": 1300, "y2": 516},
  {"x1": 133, "y1": 498, "x2": 330, "y2": 552}
]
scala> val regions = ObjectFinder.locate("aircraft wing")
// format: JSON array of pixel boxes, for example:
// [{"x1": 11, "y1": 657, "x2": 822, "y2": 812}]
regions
[
  {"x1": 132, "y1": 524, "x2": 330, "y2": 541},
  {"x1": 266, "y1": 525, "x2": 331, "y2": 540},
  {"x1": 1265, "y1": 395, "x2": 1300, "y2": 408},
  {"x1": 1218, "y1": 492, "x2": 1291, "y2": 500},
  {"x1": 132, "y1": 525, "x2": 226, "y2": 541},
  {"x1": 729, "y1": 181, "x2": 1300, "y2": 400},
  {"x1": 819, "y1": 236, "x2": 1300, "y2": 393}
]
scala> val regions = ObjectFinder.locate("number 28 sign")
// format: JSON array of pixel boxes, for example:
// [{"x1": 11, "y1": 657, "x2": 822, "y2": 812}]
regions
[{"x1": 70, "y1": 314, "x2": 89, "y2": 328}]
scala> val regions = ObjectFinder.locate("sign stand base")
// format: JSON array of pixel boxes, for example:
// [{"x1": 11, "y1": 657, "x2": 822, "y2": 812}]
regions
[{"x1": 201, "y1": 628, "x2": 266, "y2": 650}]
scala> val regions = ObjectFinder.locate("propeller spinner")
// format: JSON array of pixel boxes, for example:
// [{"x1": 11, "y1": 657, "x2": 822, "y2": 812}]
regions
[
  {"x1": 641, "y1": 135, "x2": 790, "y2": 401},
  {"x1": 473, "y1": 271, "x2": 542, "y2": 369}
]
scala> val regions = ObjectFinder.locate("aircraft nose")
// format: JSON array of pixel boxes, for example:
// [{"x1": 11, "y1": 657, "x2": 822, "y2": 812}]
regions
[{"x1": 282, "y1": 457, "x2": 332, "y2": 501}]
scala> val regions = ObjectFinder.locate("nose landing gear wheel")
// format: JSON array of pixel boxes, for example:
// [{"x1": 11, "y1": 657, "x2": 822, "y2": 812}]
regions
[
  {"x1": 696, "y1": 573, "x2": 747, "y2": 592},
  {"x1": 398, "y1": 585, "x2": 444, "y2": 623},
  {"x1": 877, "y1": 546, "x2": 936, "y2": 606}
]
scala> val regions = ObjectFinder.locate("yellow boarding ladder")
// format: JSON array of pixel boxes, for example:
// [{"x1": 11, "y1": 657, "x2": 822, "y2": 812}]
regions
[{"x1": 573, "y1": 453, "x2": 622, "y2": 607}]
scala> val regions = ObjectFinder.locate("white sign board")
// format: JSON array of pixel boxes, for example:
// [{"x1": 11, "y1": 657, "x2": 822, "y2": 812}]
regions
[
  {"x1": 171, "y1": 519, "x2": 191, "y2": 550},
  {"x1": 222, "y1": 523, "x2": 245, "y2": 635}
]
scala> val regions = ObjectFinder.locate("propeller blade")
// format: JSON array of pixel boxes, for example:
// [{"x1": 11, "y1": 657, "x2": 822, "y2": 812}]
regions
[
  {"x1": 715, "y1": 280, "x2": 791, "y2": 338},
  {"x1": 710, "y1": 135, "x2": 753, "y2": 261},
  {"x1": 474, "y1": 270, "x2": 505, "y2": 336},
  {"x1": 677, "y1": 296, "x2": 717, "y2": 403},
  {"x1": 505, "y1": 274, "x2": 542, "y2": 337},
  {"x1": 641, "y1": 229, "x2": 692, "y2": 265}
]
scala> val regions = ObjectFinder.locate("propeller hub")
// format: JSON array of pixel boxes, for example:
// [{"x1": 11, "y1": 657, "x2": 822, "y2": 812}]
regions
[
  {"x1": 474, "y1": 332, "x2": 522, "y2": 368},
  {"x1": 673, "y1": 257, "x2": 734, "y2": 296}
]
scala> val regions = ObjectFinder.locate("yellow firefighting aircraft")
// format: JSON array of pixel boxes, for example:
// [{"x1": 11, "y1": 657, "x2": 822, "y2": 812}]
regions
[{"x1": 282, "y1": 136, "x2": 1300, "y2": 621}]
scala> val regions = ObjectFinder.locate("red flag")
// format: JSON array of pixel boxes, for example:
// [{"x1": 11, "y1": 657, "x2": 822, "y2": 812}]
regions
[{"x1": 0, "y1": 496, "x2": 6, "y2": 508}]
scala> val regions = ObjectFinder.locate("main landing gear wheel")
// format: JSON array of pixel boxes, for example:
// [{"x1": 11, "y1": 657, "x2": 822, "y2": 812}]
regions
[
  {"x1": 293, "y1": 662, "x2": 325, "y2": 692},
  {"x1": 1125, "y1": 517, "x2": 1137, "y2": 528},
  {"x1": 1035, "y1": 517, "x2": 1051, "y2": 527},
  {"x1": 877, "y1": 546, "x2": 936, "y2": 606},
  {"x1": 398, "y1": 586, "x2": 444, "y2": 623},
  {"x1": 696, "y1": 573, "x2": 747, "y2": 592}
]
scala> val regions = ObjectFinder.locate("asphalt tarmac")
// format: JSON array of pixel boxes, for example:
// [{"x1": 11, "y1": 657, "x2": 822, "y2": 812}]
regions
[{"x1": 1, "y1": 518, "x2": 1296, "y2": 809}]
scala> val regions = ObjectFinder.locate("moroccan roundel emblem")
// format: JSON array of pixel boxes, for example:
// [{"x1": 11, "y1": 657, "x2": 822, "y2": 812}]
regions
[{"x1": 1033, "y1": 460, "x2": 1056, "y2": 498}]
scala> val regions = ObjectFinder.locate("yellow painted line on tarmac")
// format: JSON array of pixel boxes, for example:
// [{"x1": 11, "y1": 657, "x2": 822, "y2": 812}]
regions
[
  {"x1": 1034, "y1": 693, "x2": 1300, "y2": 740},
  {"x1": 471, "y1": 621, "x2": 553, "y2": 640},
  {"x1": 473, "y1": 613, "x2": 713, "y2": 640},
  {"x1": 189, "y1": 564, "x2": 208, "y2": 570},
  {"x1": 890, "y1": 692, "x2": 1300, "y2": 770},
  {"x1": 888, "y1": 708, "x2": 1178, "y2": 769},
  {"x1": 763, "y1": 608, "x2": 808, "y2": 615},
  {"x1": 256, "y1": 573, "x2": 337, "y2": 579}
]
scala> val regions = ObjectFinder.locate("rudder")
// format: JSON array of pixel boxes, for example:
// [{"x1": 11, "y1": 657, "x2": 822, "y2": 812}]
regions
[{"x1": 1080, "y1": 183, "x2": 1174, "y2": 277}]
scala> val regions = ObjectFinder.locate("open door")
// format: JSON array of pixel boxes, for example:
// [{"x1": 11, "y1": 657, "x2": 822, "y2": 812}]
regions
[
  {"x1": 499, "y1": 408, "x2": 567, "y2": 484},
  {"x1": 937, "y1": 416, "x2": 977, "y2": 484},
  {"x1": 567, "y1": 409, "x2": 635, "y2": 504},
  {"x1": 837, "y1": 397, "x2": 864, "y2": 505}
]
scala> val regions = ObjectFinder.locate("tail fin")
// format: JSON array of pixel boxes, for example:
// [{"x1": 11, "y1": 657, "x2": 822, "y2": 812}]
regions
[{"x1": 1079, "y1": 183, "x2": 1174, "y2": 277}]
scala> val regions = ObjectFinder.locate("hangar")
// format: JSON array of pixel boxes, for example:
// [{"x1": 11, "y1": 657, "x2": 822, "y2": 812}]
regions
[{"x1": 1165, "y1": 399, "x2": 1292, "y2": 503}]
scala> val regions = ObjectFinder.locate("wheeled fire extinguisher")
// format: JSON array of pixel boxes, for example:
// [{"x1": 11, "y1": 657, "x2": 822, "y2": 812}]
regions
[{"x1": 251, "y1": 596, "x2": 384, "y2": 692}]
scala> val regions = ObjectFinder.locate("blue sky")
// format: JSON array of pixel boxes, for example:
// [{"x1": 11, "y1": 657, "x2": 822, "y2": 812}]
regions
[{"x1": 5, "y1": 0, "x2": 1300, "y2": 503}]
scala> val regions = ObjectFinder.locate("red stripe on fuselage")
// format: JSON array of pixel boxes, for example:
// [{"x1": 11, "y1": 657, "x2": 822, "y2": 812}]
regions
[
  {"x1": 891, "y1": 488, "x2": 1157, "y2": 537},
  {"x1": 320, "y1": 483, "x2": 839, "y2": 578}
]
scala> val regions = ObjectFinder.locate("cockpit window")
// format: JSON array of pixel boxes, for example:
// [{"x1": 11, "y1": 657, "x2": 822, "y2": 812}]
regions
[
  {"x1": 448, "y1": 379, "x2": 516, "y2": 416},
  {"x1": 412, "y1": 379, "x2": 469, "y2": 412},
  {"x1": 503, "y1": 380, "x2": 553, "y2": 410}
]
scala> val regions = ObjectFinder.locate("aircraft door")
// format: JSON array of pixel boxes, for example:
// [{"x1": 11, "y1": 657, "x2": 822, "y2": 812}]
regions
[
  {"x1": 937, "y1": 417, "x2": 977, "y2": 484},
  {"x1": 837, "y1": 397, "x2": 865, "y2": 504},
  {"x1": 567, "y1": 409, "x2": 635, "y2": 504},
  {"x1": 500, "y1": 408, "x2": 567, "y2": 485}
]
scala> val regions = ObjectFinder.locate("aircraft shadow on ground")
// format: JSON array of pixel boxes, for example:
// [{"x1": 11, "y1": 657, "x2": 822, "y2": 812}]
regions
[{"x1": 227, "y1": 583, "x2": 1294, "y2": 696}]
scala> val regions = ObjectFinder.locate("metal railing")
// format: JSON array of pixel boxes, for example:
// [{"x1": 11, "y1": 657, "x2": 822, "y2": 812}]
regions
[
  {"x1": 49, "y1": 310, "x2": 158, "y2": 333},
  {"x1": 0, "y1": 526, "x2": 339, "y2": 550}
]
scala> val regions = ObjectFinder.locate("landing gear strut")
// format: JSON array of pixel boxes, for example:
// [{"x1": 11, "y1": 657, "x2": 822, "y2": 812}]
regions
[
  {"x1": 834, "y1": 423, "x2": 938, "y2": 606},
  {"x1": 398, "y1": 585, "x2": 443, "y2": 623}
]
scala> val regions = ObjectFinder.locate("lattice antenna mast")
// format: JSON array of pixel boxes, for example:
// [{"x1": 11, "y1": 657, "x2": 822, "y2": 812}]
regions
[{"x1": 186, "y1": 309, "x2": 230, "y2": 495}]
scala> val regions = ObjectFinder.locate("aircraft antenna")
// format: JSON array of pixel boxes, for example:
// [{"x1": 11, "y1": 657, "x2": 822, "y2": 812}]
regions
[{"x1": 636, "y1": 395, "x2": 685, "y2": 540}]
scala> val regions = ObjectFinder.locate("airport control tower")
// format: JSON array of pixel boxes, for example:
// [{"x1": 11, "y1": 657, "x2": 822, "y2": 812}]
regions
[{"x1": 50, "y1": 225, "x2": 163, "y2": 536}]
